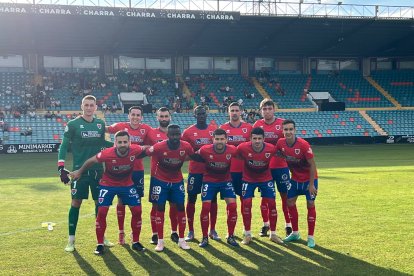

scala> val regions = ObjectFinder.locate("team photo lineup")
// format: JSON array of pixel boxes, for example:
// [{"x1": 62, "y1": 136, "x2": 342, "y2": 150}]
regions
[{"x1": 58, "y1": 95, "x2": 318, "y2": 255}]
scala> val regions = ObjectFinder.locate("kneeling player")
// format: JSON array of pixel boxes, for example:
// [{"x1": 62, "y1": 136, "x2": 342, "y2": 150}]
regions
[
  {"x1": 276, "y1": 119, "x2": 318, "y2": 248},
  {"x1": 197, "y1": 129, "x2": 239, "y2": 247},
  {"x1": 237, "y1": 127, "x2": 284, "y2": 245},
  {"x1": 70, "y1": 131, "x2": 146, "y2": 255}
]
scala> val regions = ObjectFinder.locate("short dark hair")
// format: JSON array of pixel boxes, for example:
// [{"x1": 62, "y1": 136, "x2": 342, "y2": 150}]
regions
[
  {"x1": 259, "y1": 98, "x2": 275, "y2": 109},
  {"x1": 282, "y1": 119, "x2": 296, "y2": 128},
  {"x1": 213, "y1": 128, "x2": 227, "y2": 138},
  {"x1": 194, "y1": 105, "x2": 208, "y2": 113},
  {"x1": 251, "y1": 127, "x2": 265, "y2": 137},
  {"x1": 157, "y1": 107, "x2": 170, "y2": 114},
  {"x1": 129, "y1": 106, "x2": 142, "y2": 114},
  {"x1": 115, "y1": 130, "x2": 130, "y2": 139}
]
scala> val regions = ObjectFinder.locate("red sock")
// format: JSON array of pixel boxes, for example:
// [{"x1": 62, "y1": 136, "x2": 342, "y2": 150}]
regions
[
  {"x1": 117, "y1": 204, "x2": 126, "y2": 232},
  {"x1": 156, "y1": 211, "x2": 165, "y2": 239},
  {"x1": 266, "y1": 198, "x2": 278, "y2": 231},
  {"x1": 280, "y1": 194, "x2": 291, "y2": 224},
  {"x1": 186, "y1": 202, "x2": 196, "y2": 232},
  {"x1": 200, "y1": 202, "x2": 211, "y2": 237},
  {"x1": 307, "y1": 206, "x2": 316, "y2": 236},
  {"x1": 96, "y1": 206, "x2": 109, "y2": 244},
  {"x1": 227, "y1": 202, "x2": 237, "y2": 236},
  {"x1": 288, "y1": 205, "x2": 299, "y2": 232},
  {"x1": 210, "y1": 202, "x2": 218, "y2": 231},
  {"x1": 177, "y1": 211, "x2": 186, "y2": 239},
  {"x1": 260, "y1": 198, "x2": 269, "y2": 223},
  {"x1": 150, "y1": 206, "x2": 157, "y2": 234},
  {"x1": 130, "y1": 206, "x2": 142, "y2": 243},
  {"x1": 169, "y1": 204, "x2": 178, "y2": 232},
  {"x1": 242, "y1": 198, "x2": 252, "y2": 232}
]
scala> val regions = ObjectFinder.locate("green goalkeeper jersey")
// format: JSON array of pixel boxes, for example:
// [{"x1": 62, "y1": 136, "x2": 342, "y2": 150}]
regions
[{"x1": 58, "y1": 116, "x2": 107, "y2": 171}]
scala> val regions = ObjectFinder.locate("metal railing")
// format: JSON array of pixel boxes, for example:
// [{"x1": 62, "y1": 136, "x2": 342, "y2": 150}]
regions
[{"x1": 0, "y1": 0, "x2": 413, "y2": 19}]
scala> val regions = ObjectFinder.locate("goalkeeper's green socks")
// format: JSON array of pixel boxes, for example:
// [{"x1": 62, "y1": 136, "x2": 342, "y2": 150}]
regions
[{"x1": 68, "y1": 206, "x2": 80, "y2": 236}]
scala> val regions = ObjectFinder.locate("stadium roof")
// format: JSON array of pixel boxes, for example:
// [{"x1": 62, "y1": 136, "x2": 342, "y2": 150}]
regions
[{"x1": 0, "y1": 5, "x2": 413, "y2": 57}]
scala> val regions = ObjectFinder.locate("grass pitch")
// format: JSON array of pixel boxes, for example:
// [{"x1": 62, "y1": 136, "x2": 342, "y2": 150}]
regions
[{"x1": 0, "y1": 144, "x2": 413, "y2": 275}]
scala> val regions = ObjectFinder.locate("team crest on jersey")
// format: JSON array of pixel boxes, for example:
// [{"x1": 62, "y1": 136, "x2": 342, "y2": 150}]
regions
[
  {"x1": 98, "y1": 197, "x2": 104, "y2": 204},
  {"x1": 130, "y1": 156, "x2": 136, "y2": 162},
  {"x1": 140, "y1": 129, "x2": 146, "y2": 135},
  {"x1": 97, "y1": 124, "x2": 102, "y2": 129},
  {"x1": 275, "y1": 125, "x2": 281, "y2": 130},
  {"x1": 71, "y1": 189, "x2": 77, "y2": 195},
  {"x1": 242, "y1": 191, "x2": 246, "y2": 196},
  {"x1": 242, "y1": 128, "x2": 248, "y2": 133},
  {"x1": 64, "y1": 125, "x2": 69, "y2": 132},
  {"x1": 265, "y1": 153, "x2": 271, "y2": 158},
  {"x1": 180, "y1": 151, "x2": 185, "y2": 156},
  {"x1": 282, "y1": 174, "x2": 288, "y2": 180},
  {"x1": 151, "y1": 194, "x2": 159, "y2": 200},
  {"x1": 226, "y1": 154, "x2": 232, "y2": 160},
  {"x1": 209, "y1": 131, "x2": 213, "y2": 136},
  {"x1": 295, "y1": 149, "x2": 300, "y2": 155},
  {"x1": 202, "y1": 192, "x2": 207, "y2": 197}
]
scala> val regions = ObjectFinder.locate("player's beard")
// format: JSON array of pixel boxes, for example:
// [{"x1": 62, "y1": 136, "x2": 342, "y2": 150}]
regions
[
  {"x1": 117, "y1": 147, "x2": 129, "y2": 156},
  {"x1": 159, "y1": 120, "x2": 170, "y2": 128}
]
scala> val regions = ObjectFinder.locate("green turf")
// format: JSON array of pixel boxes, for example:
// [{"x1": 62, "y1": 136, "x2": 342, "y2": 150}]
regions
[{"x1": 0, "y1": 144, "x2": 413, "y2": 275}]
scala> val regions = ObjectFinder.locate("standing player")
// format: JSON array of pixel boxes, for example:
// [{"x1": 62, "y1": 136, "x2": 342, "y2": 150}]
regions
[
  {"x1": 253, "y1": 98, "x2": 292, "y2": 237},
  {"x1": 58, "y1": 95, "x2": 114, "y2": 252},
  {"x1": 145, "y1": 107, "x2": 179, "y2": 244},
  {"x1": 181, "y1": 106, "x2": 217, "y2": 241},
  {"x1": 220, "y1": 102, "x2": 252, "y2": 216},
  {"x1": 237, "y1": 127, "x2": 284, "y2": 245},
  {"x1": 146, "y1": 124, "x2": 200, "y2": 252},
  {"x1": 197, "y1": 129, "x2": 239, "y2": 247},
  {"x1": 106, "y1": 106, "x2": 152, "y2": 244},
  {"x1": 70, "y1": 131, "x2": 146, "y2": 255},
  {"x1": 276, "y1": 119, "x2": 318, "y2": 248}
]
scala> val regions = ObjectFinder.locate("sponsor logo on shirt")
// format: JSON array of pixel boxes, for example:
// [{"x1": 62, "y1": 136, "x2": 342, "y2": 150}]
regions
[
  {"x1": 81, "y1": 131, "x2": 101, "y2": 138},
  {"x1": 195, "y1": 138, "x2": 210, "y2": 145}
]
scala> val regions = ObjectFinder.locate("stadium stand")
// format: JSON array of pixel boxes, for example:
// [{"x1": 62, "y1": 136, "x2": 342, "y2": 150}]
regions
[
  {"x1": 371, "y1": 70, "x2": 414, "y2": 107},
  {"x1": 367, "y1": 110, "x2": 414, "y2": 136},
  {"x1": 185, "y1": 74, "x2": 262, "y2": 110}
]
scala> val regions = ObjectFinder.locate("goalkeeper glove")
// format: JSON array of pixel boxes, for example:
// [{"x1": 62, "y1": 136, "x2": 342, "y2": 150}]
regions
[{"x1": 58, "y1": 166, "x2": 71, "y2": 184}]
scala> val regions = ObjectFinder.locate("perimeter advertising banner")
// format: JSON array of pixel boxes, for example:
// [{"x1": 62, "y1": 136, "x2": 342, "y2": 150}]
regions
[
  {"x1": 0, "y1": 143, "x2": 60, "y2": 154},
  {"x1": 0, "y1": 3, "x2": 240, "y2": 21}
]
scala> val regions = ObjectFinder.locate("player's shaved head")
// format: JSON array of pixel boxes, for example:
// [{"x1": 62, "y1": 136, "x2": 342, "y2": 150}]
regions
[{"x1": 82, "y1": 95, "x2": 96, "y2": 104}]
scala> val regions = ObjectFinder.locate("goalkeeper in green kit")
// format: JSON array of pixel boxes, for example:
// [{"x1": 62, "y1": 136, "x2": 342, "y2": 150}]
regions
[{"x1": 58, "y1": 95, "x2": 114, "y2": 252}]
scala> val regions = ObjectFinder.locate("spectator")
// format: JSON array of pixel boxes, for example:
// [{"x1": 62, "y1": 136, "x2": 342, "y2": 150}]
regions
[
  {"x1": 0, "y1": 109, "x2": 4, "y2": 121},
  {"x1": 13, "y1": 110, "x2": 21, "y2": 119},
  {"x1": 20, "y1": 127, "x2": 32, "y2": 136},
  {"x1": 5, "y1": 104, "x2": 11, "y2": 115},
  {"x1": 29, "y1": 110, "x2": 36, "y2": 119},
  {"x1": 44, "y1": 110, "x2": 52, "y2": 119}
]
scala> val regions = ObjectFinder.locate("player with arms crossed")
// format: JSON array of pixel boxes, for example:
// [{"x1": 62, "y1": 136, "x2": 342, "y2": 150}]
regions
[
  {"x1": 70, "y1": 131, "x2": 147, "y2": 255},
  {"x1": 58, "y1": 95, "x2": 114, "y2": 252},
  {"x1": 276, "y1": 119, "x2": 318, "y2": 248},
  {"x1": 145, "y1": 107, "x2": 180, "y2": 244},
  {"x1": 237, "y1": 127, "x2": 284, "y2": 245},
  {"x1": 220, "y1": 102, "x2": 252, "y2": 217},
  {"x1": 106, "y1": 106, "x2": 152, "y2": 244},
  {"x1": 253, "y1": 98, "x2": 292, "y2": 237},
  {"x1": 181, "y1": 106, "x2": 218, "y2": 241},
  {"x1": 146, "y1": 124, "x2": 202, "y2": 252},
  {"x1": 197, "y1": 129, "x2": 239, "y2": 248}
]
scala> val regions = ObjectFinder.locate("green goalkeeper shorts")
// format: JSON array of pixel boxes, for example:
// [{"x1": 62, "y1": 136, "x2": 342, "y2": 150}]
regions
[{"x1": 70, "y1": 169, "x2": 103, "y2": 200}]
